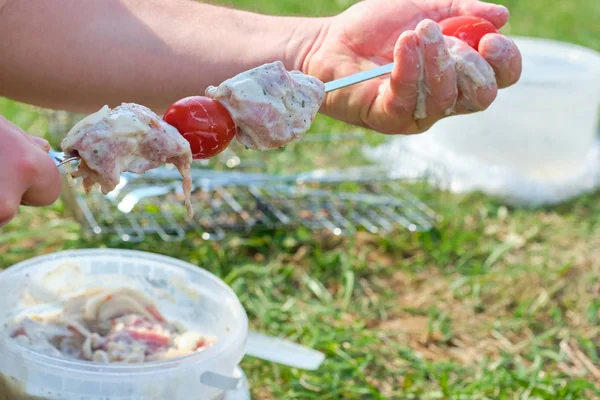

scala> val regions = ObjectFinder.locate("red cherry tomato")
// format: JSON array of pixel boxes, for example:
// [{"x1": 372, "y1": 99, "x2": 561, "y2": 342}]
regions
[
  {"x1": 439, "y1": 16, "x2": 499, "y2": 51},
  {"x1": 163, "y1": 96, "x2": 237, "y2": 160}
]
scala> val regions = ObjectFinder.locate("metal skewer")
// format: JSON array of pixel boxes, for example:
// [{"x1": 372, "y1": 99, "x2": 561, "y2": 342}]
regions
[
  {"x1": 324, "y1": 62, "x2": 394, "y2": 92},
  {"x1": 49, "y1": 151, "x2": 79, "y2": 168},
  {"x1": 49, "y1": 63, "x2": 395, "y2": 167}
]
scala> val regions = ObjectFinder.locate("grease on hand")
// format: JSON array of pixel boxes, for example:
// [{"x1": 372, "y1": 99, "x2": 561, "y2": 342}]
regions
[{"x1": 410, "y1": 19, "x2": 498, "y2": 120}]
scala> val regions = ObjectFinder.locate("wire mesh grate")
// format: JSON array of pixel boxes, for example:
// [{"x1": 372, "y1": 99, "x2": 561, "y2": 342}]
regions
[{"x1": 62, "y1": 175, "x2": 440, "y2": 242}]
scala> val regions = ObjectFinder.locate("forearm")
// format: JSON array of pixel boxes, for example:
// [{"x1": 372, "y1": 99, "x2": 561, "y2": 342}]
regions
[{"x1": 0, "y1": 0, "x2": 327, "y2": 114}]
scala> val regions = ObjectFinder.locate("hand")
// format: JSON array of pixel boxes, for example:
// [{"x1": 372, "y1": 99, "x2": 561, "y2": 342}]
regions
[
  {"x1": 0, "y1": 115, "x2": 61, "y2": 227},
  {"x1": 303, "y1": 0, "x2": 522, "y2": 134}
]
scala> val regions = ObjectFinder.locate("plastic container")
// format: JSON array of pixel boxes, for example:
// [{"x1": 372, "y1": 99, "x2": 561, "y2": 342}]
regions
[
  {"x1": 423, "y1": 36, "x2": 600, "y2": 181},
  {"x1": 0, "y1": 249, "x2": 249, "y2": 400}
]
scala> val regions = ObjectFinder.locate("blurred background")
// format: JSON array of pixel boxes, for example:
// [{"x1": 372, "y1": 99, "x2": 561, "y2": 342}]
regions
[{"x1": 2, "y1": 0, "x2": 600, "y2": 398}]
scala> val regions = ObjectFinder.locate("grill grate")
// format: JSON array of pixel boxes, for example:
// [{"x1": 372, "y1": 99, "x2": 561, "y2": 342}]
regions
[
  {"x1": 47, "y1": 110, "x2": 443, "y2": 242},
  {"x1": 64, "y1": 177, "x2": 439, "y2": 242}
]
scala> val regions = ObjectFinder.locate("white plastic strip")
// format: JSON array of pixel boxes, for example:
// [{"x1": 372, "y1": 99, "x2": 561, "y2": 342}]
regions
[{"x1": 245, "y1": 331, "x2": 325, "y2": 370}]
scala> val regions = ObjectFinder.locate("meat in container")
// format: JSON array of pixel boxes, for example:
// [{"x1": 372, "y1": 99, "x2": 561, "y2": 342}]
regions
[{"x1": 0, "y1": 249, "x2": 248, "y2": 399}]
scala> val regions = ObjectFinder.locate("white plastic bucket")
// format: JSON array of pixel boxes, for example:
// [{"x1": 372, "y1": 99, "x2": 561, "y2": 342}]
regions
[
  {"x1": 424, "y1": 36, "x2": 600, "y2": 181},
  {"x1": 0, "y1": 249, "x2": 248, "y2": 400}
]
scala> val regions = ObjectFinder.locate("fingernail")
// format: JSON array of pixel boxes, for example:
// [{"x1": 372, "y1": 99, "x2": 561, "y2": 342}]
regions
[
  {"x1": 483, "y1": 34, "x2": 506, "y2": 58},
  {"x1": 31, "y1": 135, "x2": 50, "y2": 150},
  {"x1": 418, "y1": 21, "x2": 443, "y2": 45},
  {"x1": 497, "y1": 5, "x2": 509, "y2": 15}
]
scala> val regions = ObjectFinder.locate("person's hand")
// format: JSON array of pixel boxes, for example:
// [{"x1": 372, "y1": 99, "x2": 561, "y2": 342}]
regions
[
  {"x1": 0, "y1": 115, "x2": 61, "y2": 227},
  {"x1": 303, "y1": 0, "x2": 522, "y2": 134}
]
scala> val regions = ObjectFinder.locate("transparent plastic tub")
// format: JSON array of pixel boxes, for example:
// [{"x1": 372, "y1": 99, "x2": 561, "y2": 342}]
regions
[
  {"x1": 0, "y1": 249, "x2": 248, "y2": 400},
  {"x1": 423, "y1": 36, "x2": 600, "y2": 181}
]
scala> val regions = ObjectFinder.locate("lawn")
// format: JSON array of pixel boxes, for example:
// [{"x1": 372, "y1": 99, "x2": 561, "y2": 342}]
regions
[{"x1": 2, "y1": 0, "x2": 600, "y2": 399}]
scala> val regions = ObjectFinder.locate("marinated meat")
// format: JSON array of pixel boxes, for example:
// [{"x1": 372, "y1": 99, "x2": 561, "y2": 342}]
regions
[
  {"x1": 61, "y1": 103, "x2": 194, "y2": 217},
  {"x1": 7, "y1": 288, "x2": 215, "y2": 364},
  {"x1": 206, "y1": 61, "x2": 325, "y2": 151}
]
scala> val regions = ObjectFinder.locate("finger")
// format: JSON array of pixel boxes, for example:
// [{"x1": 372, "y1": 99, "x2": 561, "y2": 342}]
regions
[
  {"x1": 19, "y1": 146, "x2": 62, "y2": 207},
  {"x1": 387, "y1": 30, "x2": 421, "y2": 113},
  {"x1": 0, "y1": 116, "x2": 61, "y2": 207},
  {"x1": 1, "y1": 114, "x2": 52, "y2": 152},
  {"x1": 479, "y1": 33, "x2": 522, "y2": 88},
  {"x1": 370, "y1": 30, "x2": 421, "y2": 134},
  {"x1": 21, "y1": 131, "x2": 51, "y2": 153},
  {"x1": 444, "y1": 36, "x2": 498, "y2": 114},
  {"x1": 413, "y1": 19, "x2": 458, "y2": 123},
  {"x1": 444, "y1": 0, "x2": 510, "y2": 29}
]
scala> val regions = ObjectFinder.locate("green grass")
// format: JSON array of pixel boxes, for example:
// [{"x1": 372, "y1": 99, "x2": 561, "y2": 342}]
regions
[{"x1": 2, "y1": 0, "x2": 600, "y2": 399}]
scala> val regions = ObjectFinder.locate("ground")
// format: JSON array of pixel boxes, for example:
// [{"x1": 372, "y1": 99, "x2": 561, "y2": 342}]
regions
[{"x1": 2, "y1": 0, "x2": 600, "y2": 398}]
